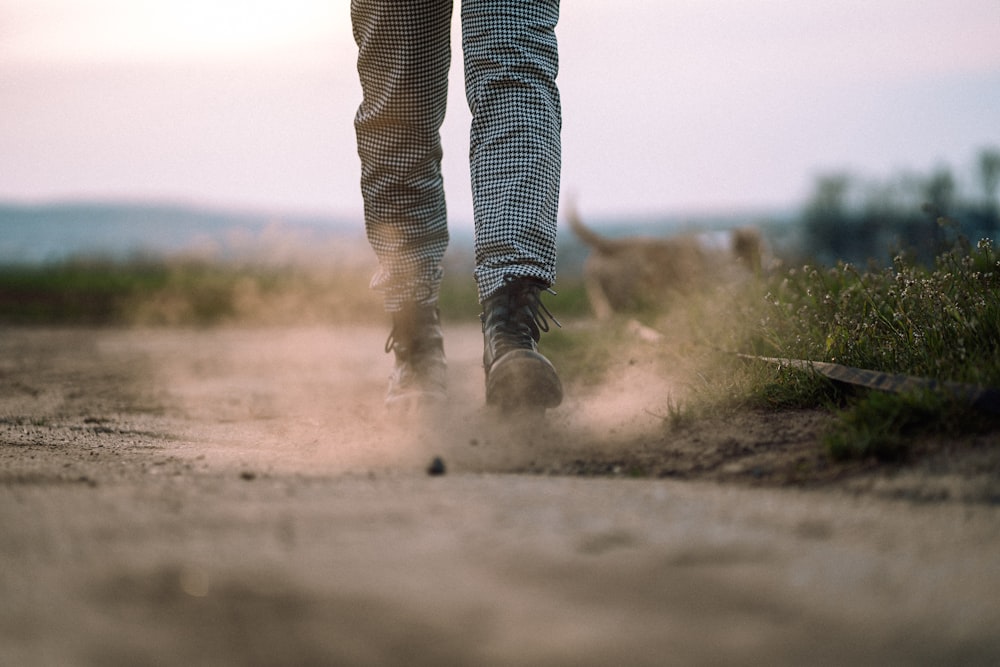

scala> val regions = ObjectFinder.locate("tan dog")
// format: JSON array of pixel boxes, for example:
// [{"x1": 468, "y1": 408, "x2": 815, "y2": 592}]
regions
[{"x1": 567, "y1": 205, "x2": 762, "y2": 320}]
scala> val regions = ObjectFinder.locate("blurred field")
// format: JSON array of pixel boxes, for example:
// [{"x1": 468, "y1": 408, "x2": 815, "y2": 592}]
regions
[
  {"x1": 0, "y1": 244, "x2": 591, "y2": 327},
  {"x1": 0, "y1": 257, "x2": 379, "y2": 326}
]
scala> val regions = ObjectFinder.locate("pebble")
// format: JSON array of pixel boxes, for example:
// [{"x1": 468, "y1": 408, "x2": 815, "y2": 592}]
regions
[{"x1": 427, "y1": 457, "x2": 446, "y2": 476}]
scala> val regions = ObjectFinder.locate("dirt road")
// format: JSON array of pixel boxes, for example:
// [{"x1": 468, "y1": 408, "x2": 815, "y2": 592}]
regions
[{"x1": 2, "y1": 325, "x2": 999, "y2": 665}]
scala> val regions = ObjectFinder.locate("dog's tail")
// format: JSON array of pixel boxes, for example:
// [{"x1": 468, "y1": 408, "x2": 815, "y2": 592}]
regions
[{"x1": 565, "y1": 201, "x2": 618, "y2": 254}]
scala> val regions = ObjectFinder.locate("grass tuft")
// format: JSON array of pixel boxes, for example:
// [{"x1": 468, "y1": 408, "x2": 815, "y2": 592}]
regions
[{"x1": 731, "y1": 225, "x2": 1000, "y2": 459}]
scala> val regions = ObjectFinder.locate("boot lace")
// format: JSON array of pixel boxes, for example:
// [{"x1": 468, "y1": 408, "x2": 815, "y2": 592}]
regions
[{"x1": 485, "y1": 276, "x2": 561, "y2": 352}]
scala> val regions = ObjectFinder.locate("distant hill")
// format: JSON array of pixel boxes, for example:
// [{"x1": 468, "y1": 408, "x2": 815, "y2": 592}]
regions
[
  {"x1": 0, "y1": 201, "x2": 360, "y2": 264},
  {"x1": 0, "y1": 200, "x2": 796, "y2": 269}
]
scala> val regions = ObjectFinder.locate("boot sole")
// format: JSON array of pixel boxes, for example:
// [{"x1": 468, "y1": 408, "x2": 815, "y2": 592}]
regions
[{"x1": 486, "y1": 349, "x2": 563, "y2": 411}]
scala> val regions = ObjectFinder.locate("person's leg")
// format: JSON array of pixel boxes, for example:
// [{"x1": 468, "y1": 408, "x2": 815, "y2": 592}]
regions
[
  {"x1": 462, "y1": 0, "x2": 563, "y2": 410},
  {"x1": 352, "y1": 0, "x2": 453, "y2": 408},
  {"x1": 462, "y1": 0, "x2": 561, "y2": 302},
  {"x1": 352, "y1": 0, "x2": 453, "y2": 311}
]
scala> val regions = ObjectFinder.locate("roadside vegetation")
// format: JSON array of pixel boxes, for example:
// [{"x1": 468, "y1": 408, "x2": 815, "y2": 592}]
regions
[
  {"x1": 735, "y1": 226, "x2": 998, "y2": 461},
  {"x1": 657, "y1": 149, "x2": 1000, "y2": 463},
  {"x1": 745, "y1": 149, "x2": 999, "y2": 461}
]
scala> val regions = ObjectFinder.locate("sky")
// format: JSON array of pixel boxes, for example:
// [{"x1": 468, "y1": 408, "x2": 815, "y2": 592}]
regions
[{"x1": 2, "y1": 0, "x2": 999, "y2": 227}]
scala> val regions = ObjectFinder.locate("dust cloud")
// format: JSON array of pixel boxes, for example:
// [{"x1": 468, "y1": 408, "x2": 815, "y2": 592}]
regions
[{"x1": 137, "y1": 319, "x2": 684, "y2": 480}]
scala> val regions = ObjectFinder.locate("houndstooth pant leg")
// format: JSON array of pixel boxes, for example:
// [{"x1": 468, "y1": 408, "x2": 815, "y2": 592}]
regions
[
  {"x1": 352, "y1": 0, "x2": 453, "y2": 311},
  {"x1": 463, "y1": 0, "x2": 561, "y2": 301},
  {"x1": 352, "y1": 0, "x2": 561, "y2": 310}
]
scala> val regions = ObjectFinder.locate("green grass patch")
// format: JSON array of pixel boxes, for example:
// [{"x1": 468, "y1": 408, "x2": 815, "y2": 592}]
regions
[
  {"x1": 823, "y1": 390, "x2": 969, "y2": 462},
  {"x1": 0, "y1": 259, "x2": 171, "y2": 325}
]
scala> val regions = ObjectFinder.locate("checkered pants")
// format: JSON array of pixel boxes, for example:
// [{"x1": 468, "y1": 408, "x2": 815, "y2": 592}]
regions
[{"x1": 352, "y1": 0, "x2": 561, "y2": 311}]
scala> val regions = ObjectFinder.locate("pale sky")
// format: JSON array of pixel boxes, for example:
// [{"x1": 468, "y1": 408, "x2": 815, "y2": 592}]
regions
[{"x1": 2, "y1": 0, "x2": 999, "y2": 226}]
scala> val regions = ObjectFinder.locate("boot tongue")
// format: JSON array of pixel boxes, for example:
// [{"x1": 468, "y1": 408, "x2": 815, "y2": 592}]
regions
[{"x1": 496, "y1": 301, "x2": 538, "y2": 354}]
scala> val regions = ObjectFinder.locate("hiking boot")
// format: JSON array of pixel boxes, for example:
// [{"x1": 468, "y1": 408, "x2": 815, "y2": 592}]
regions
[
  {"x1": 481, "y1": 276, "x2": 563, "y2": 411},
  {"x1": 384, "y1": 303, "x2": 447, "y2": 409}
]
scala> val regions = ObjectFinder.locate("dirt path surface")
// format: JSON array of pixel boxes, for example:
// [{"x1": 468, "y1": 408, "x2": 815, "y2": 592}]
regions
[{"x1": 2, "y1": 324, "x2": 999, "y2": 665}]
